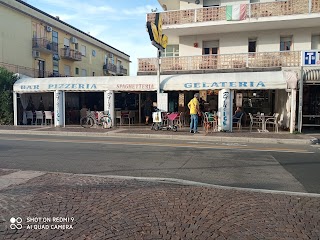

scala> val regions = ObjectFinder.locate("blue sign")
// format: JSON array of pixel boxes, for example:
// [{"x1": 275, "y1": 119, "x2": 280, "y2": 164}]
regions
[{"x1": 302, "y1": 51, "x2": 320, "y2": 66}]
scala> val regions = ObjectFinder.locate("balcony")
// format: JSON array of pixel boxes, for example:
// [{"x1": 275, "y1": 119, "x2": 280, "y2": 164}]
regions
[
  {"x1": 60, "y1": 48, "x2": 82, "y2": 61},
  {"x1": 137, "y1": 51, "x2": 301, "y2": 75},
  {"x1": 147, "y1": 0, "x2": 320, "y2": 35},
  {"x1": 0, "y1": 62, "x2": 72, "y2": 78},
  {"x1": 118, "y1": 65, "x2": 128, "y2": 76},
  {"x1": 103, "y1": 63, "x2": 117, "y2": 75},
  {"x1": 103, "y1": 63, "x2": 128, "y2": 76},
  {"x1": 32, "y1": 38, "x2": 58, "y2": 54}
]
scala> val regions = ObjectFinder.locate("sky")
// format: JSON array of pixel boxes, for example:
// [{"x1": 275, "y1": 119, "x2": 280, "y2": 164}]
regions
[{"x1": 24, "y1": 0, "x2": 162, "y2": 76}]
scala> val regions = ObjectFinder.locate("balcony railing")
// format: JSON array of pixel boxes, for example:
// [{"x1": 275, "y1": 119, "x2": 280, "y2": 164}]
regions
[
  {"x1": 60, "y1": 48, "x2": 82, "y2": 61},
  {"x1": 147, "y1": 0, "x2": 320, "y2": 26},
  {"x1": 103, "y1": 62, "x2": 117, "y2": 74},
  {"x1": 138, "y1": 51, "x2": 301, "y2": 73},
  {"x1": 0, "y1": 62, "x2": 72, "y2": 78},
  {"x1": 32, "y1": 38, "x2": 58, "y2": 53},
  {"x1": 120, "y1": 66, "x2": 128, "y2": 76}
]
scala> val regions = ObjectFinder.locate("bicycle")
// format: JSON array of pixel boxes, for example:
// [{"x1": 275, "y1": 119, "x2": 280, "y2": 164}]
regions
[{"x1": 80, "y1": 110, "x2": 112, "y2": 129}]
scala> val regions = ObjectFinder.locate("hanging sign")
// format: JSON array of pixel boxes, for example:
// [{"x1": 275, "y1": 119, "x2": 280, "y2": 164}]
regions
[{"x1": 146, "y1": 13, "x2": 168, "y2": 50}]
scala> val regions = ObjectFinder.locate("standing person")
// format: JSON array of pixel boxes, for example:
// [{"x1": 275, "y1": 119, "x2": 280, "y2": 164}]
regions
[
  {"x1": 188, "y1": 93, "x2": 200, "y2": 133},
  {"x1": 143, "y1": 97, "x2": 152, "y2": 125}
]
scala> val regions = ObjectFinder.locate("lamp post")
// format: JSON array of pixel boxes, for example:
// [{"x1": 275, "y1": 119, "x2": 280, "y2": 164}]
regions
[
  {"x1": 157, "y1": 49, "x2": 161, "y2": 94},
  {"x1": 147, "y1": 12, "x2": 168, "y2": 110}
]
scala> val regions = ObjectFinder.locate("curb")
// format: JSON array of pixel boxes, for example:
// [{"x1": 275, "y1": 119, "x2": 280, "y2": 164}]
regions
[
  {"x1": 2, "y1": 168, "x2": 319, "y2": 198},
  {"x1": 0, "y1": 129, "x2": 312, "y2": 145}
]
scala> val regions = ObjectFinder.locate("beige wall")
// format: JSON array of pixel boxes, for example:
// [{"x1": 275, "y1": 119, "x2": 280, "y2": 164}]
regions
[
  {"x1": 0, "y1": 6, "x2": 32, "y2": 68},
  {"x1": 0, "y1": 0, "x2": 130, "y2": 76}
]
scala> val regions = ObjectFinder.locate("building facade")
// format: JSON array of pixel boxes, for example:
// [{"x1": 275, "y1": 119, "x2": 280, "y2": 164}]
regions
[
  {"x1": 139, "y1": 0, "x2": 320, "y2": 131},
  {"x1": 0, "y1": 0, "x2": 130, "y2": 78}
]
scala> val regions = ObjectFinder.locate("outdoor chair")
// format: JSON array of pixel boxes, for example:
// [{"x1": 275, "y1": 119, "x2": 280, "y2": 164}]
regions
[
  {"x1": 123, "y1": 111, "x2": 135, "y2": 125},
  {"x1": 249, "y1": 113, "x2": 262, "y2": 132},
  {"x1": 265, "y1": 113, "x2": 279, "y2": 132},
  {"x1": 115, "y1": 111, "x2": 122, "y2": 126},
  {"x1": 26, "y1": 111, "x2": 34, "y2": 125},
  {"x1": 44, "y1": 111, "x2": 53, "y2": 126},
  {"x1": 233, "y1": 113, "x2": 244, "y2": 130},
  {"x1": 35, "y1": 111, "x2": 43, "y2": 125},
  {"x1": 203, "y1": 112, "x2": 217, "y2": 134}
]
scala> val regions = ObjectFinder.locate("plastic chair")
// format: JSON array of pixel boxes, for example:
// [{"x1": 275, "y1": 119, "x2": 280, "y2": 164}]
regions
[
  {"x1": 123, "y1": 111, "x2": 135, "y2": 125},
  {"x1": 116, "y1": 111, "x2": 122, "y2": 126},
  {"x1": 44, "y1": 111, "x2": 53, "y2": 126},
  {"x1": 265, "y1": 113, "x2": 279, "y2": 132},
  {"x1": 248, "y1": 113, "x2": 262, "y2": 132},
  {"x1": 26, "y1": 111, "x2": 34, "y2": 125},
  {"x1": 35, "y1": 111, "x2": 43, "y2": 125},
  {"x1": 233, "y1": 113, "x2": 244, "y2": 130},
  {"x1": 203, "y1": 112, "x2": 217, "y2": 134}
]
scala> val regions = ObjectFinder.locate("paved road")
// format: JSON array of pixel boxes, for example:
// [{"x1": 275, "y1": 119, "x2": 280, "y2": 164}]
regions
[
  {"x1": 0, "y1": 171, "x2": 319, "y2": 240},
  {"x1": 0, "y1": 134, "x2": 319, "y2": 193}
]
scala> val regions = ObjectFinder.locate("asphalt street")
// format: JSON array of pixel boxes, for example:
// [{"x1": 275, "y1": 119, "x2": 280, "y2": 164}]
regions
[{"x1": 0, "y1": 134, "x2": 319, "y2": 193}]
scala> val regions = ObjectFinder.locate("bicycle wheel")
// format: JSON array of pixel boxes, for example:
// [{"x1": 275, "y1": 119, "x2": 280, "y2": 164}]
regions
[
  {"x1": 101, "y1": 116, "x2": 112, "y2": 129},
  {"x1": 80, "y1": 117, "x2": 94, "y2": 128}
]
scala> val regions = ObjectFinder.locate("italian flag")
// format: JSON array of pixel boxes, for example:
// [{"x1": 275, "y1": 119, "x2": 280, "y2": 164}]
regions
[{"x1": 226, "y1": 4, "x2": 246, "y2": 21}]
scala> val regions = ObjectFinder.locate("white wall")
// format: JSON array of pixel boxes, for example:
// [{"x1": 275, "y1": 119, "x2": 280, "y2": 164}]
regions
[
  {"x1": 220, "y1": 0, "x2": 248, "y2": 6},
  {"x1": 176, "y1": 27, "x2": 320, "y2": 56},
  {"x1": 180, "y1": 0, "x2": 203, "y2": 10}
]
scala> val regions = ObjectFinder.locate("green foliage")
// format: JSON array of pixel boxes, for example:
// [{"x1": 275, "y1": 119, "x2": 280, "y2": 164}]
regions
[{"x1": 0, "y1": 67, "x2": 17, "y2": 125}]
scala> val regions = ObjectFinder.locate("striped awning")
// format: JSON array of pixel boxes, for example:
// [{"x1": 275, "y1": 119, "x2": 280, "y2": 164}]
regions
[{"x1": 304, "y1": 68, "x2": 320, "y2": 83}]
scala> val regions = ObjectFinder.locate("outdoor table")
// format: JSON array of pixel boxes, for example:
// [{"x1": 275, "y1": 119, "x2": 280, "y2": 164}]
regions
[{"x1": 257, "y1": 114, "x2": 274, "y2": 132}]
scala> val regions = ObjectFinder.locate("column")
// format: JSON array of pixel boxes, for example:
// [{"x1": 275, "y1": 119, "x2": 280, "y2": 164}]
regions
[
  {"x1": 104, "y1": 90, "x2": 114, "y2": 127},
  {"x1": 290, "y1": 89, "x2": 297, "y2": 133},
  {"x1": 54, "y1": 90, "x2": 65, "y2": 127},
  {"x1": 218, "y1": 89, "x2": 234, "y2": 132},
  {"x1": 13, "y1": 92, "x2": 18, "y2": 126}
]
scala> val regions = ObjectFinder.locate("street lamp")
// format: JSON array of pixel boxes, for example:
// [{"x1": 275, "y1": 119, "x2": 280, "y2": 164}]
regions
[{"x1": 146, "y1": 13, "x2": 168, "y2": 109}]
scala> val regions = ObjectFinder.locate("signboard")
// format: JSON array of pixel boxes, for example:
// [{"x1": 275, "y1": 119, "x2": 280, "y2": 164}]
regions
[
  {"x1": 218, "y1": 89, "x2": 233, "y2": 132},
  {"x1": 302, "y1": 50, "x2": 320, "y2": 66},
  {"x1": 146, "y1": 13, "x2": 168, "y2": 50},
  {"x1": 157, "y1": 93, "x2": 168, "y2": 112},
  {"x1": 152, "y1": 112, "x2": 162, "y2": 123}
]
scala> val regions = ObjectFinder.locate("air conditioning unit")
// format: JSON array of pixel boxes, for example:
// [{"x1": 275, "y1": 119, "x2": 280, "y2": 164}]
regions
[
  {"x1": 32, "y1": 50, "x2": 40, "y2": 58},
  {"x1": 46, "y1": 26, "x2": 52, "y2": 32},
  {"x1": 70, "y1": 37, "x2": 78, "y2": 44}
]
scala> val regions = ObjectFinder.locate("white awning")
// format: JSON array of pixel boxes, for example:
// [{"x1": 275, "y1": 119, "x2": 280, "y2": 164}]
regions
[
  {"x1": 161, "y1": 71, "x2": 286, "y2": 91},
  {"x1": 13, "y1": 71, "x2": 286, "y2": 93},
  {"x1": 13, "y1": 76, "x2": 157, "y2": 93}
]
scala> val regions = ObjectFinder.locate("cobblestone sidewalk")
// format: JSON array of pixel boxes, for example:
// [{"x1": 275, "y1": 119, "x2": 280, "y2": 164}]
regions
[{"x1": 0, "y1": 170, "x2": 319, "y2": 240}]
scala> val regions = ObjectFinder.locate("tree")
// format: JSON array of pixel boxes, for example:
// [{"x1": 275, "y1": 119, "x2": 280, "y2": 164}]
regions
[{"x1": 0, "y1": 67, "x2": 17, "y2": 125}]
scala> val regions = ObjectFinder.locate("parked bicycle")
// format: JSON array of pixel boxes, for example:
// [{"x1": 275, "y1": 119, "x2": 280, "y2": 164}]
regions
[{"x1": 80, "y1": 110, "x2": 112, "y2": 129}]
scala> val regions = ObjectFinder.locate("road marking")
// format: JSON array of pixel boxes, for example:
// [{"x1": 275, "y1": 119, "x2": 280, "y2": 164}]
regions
[{"x1": 0, "y1": 136, "x2": 315, "y2": 154}]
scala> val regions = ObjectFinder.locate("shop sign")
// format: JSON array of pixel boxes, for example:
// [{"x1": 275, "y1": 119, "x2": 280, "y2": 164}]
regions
[
  {"x1": 116, "y1": 84, "x2": 155, "y2": 90},
  {"x1": 302, "y1": 51, "x2": 320, "y2": 66},
  {"x1": 184, "y1": 81, "x2": 266, "y2": 89},
  {"x1": 146, "y1": 13, "x2": 168, "y2": 50},
  {"x1": 48, "y1": 84, "x2": 97, "y2": 89}
]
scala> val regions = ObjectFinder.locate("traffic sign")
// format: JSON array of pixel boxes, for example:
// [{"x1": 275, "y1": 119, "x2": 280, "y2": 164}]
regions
[{"x1": 302, "y1": 50, "x2": 320, "y2": 66}]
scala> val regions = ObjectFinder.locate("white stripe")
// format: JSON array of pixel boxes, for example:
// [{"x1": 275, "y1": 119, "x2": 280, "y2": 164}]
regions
[{"x1": 232, "y1": 5, "x2": 241, "y2": 20}]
